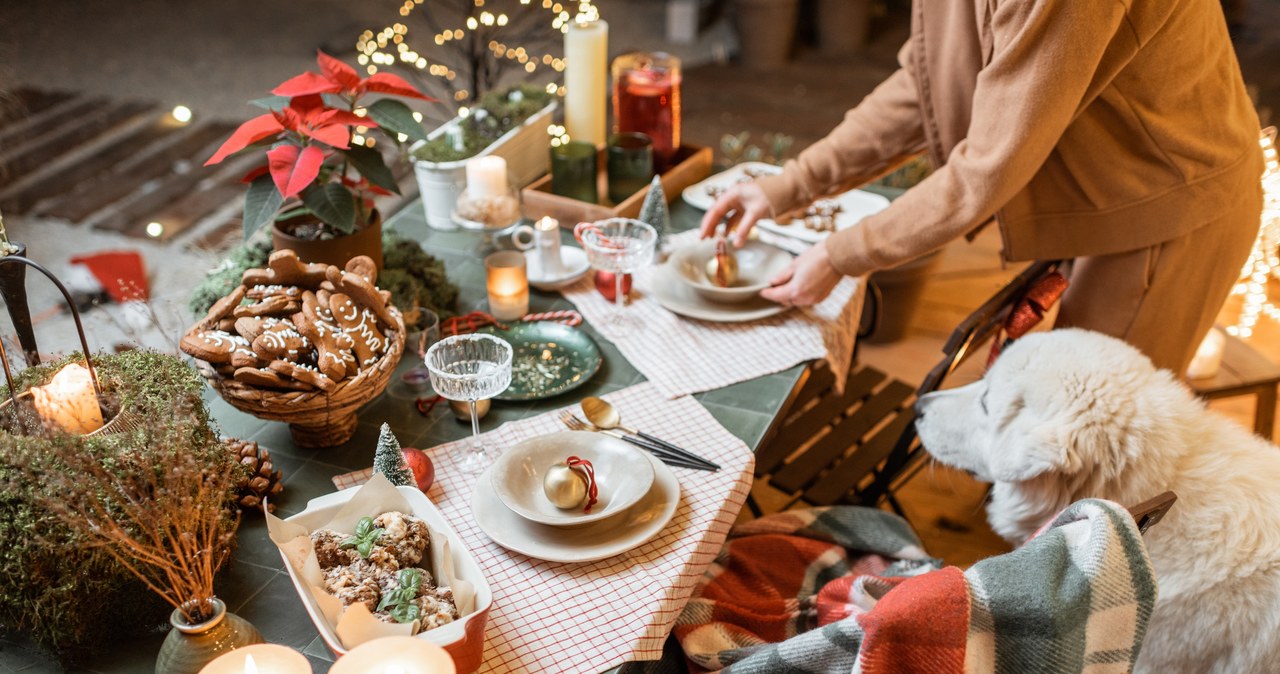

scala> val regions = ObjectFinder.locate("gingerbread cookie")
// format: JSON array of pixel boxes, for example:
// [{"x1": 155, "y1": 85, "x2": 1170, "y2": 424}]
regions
[
  {"x1": 235, "y1": 316, "x2": 268, "y2": 343},
  {"x1": 230, "y1": 345, "x2": 264, "y2": 369},
  {"x1": 246, "y1": 284, "x2": 303, "y2": 301},
  {"x1": 325, "y1": 267, "x2": 396, "y2": 330},
  {"x1": 252, "y1": 320, "x2": 310, "y2": 361},
  {"x1": 200, "y1": 285, "x2": 246, "y2": 328},
  {"x1": 344, "y1": 255, "x2": 378, "y2": 285},
  {"x1": 216, "y1": 317, "x2": 237, "y2": 333},
  {"x1": 233, "y1": 295, "x2": 296, "y2": 318},
  {"x1": 233, "y1": 366, "x2": 313, "y2": 391},
  {"x1": 242, "y1": 250, "x2": 329, "y2": 289},
  {"x1": 180, "y1": 330, "x2": 249, "y2": 364},
  {"x1": 295, "y1": 313, "x2": 348, "y2": 382},
  {"x1": 302, "y1": 290, "x2": 336, "y2": 325},
  {"x1": 329, "y1": 293, "x2": 387, "y2": 367},
  {"x1": 268, "y1": 360, "x2": 336, "y2": 393}
]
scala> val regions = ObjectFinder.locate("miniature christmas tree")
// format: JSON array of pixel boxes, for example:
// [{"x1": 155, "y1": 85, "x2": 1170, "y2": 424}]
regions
[
  {"x1": 639, "y1": 176, "x2": 670, "y2": 246},
  {"x1": 373, "y1": 423, "x2": 413, "y2": 487}
]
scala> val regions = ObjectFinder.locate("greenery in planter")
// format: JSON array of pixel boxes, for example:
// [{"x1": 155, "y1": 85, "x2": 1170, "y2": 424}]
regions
[
  {"x1": 205, "y1": 50, "x2": 436, "y2": 241},
  {"x1": 188, "y1": 231, "x2": 458, "y2": 331},
  {"x1": 410, "y1": 84, "x2": 554, "y2": 163},
  {"x1": 0, "y1": 351, "x2": 240, "y2": 665},
  {"x1": 718, "y1": 131, "x2": 795, "y2": 167}
]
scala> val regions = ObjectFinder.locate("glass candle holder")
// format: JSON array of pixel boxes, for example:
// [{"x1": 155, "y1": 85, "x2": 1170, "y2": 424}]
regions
[
  {"x1": 485, "y1": 251, "x2": 529, "y2": 321},
  {"x1": 198, "y1": 644, "x2": 311, "y2": 673},
  {"x1": 612, "y1": 52, "x2": 682, "y2": 170},
  {"x1": 329, "y1": 636, "x2": 456, "y2": 674},
  {"x1": 607, "y1": 132, "x2": 655, "y2": 204},
  {"x1": 550, "y1": 140, "x2": 599, "y2": 203}
]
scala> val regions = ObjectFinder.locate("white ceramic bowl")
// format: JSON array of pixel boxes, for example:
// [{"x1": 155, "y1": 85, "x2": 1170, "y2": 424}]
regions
[
  {"x1": 669, "y1": 239, "x2": 793, "y2": 304},
  {"x1": 489, "y1": 430, "x2": 655, "y2": 526}
]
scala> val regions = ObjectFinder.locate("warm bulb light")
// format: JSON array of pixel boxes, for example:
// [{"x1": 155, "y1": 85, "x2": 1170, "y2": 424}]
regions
[
  {"x1": 171, "y1": 105, "x2": 193, "y2": 123},
  {"x1": 1227, "y1": 127, "x2": 1280, "y2": 338},
  {"x1": 146, "y1": 221, "x2": 164, "y2": 238}
]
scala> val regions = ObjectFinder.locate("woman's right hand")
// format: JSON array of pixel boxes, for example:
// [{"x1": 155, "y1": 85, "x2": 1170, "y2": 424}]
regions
[{"x1": 698, "y1": 181, "x2": 774, "y2": 247}]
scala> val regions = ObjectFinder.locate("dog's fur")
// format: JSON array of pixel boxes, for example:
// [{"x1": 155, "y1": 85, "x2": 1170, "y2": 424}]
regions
[{"x1": 915, "y1": 329, "x2": 1280, "y2": 673}]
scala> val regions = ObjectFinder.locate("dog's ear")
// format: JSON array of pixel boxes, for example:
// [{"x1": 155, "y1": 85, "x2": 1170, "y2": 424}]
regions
[{"x1": 987, "y1": 423, "x2": 1089, "y2": 483}]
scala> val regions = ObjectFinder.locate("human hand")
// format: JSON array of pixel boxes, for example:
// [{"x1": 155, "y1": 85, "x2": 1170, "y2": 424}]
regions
[
  {"x1": 759, "y1": 241, "x2": 844, "y2": 307},
  {"x1": 699, "y1": 181, "x2": 773, "y2": 247}
]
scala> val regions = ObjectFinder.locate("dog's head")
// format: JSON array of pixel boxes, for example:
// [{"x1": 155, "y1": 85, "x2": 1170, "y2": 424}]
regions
[{"x1": 915, "y1": 328, "x2": 1192, "y2": 492}]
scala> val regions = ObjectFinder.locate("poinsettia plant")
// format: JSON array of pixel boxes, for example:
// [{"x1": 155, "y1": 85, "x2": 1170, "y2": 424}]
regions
[{"x1": 206, "y1": 50, "x2": 436, "y2": 240}]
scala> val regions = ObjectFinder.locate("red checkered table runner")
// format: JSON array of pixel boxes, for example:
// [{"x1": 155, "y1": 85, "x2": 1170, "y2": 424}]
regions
[
  {"x1": 332, "y1": 382, "x2": 754, "y2": 673},
  {"x1": 561, "y1": 230, "x2": 864, "y2": 398}
]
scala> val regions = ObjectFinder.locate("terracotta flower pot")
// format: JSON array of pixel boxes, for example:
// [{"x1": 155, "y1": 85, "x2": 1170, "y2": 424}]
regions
[
  {"x1": 733, "y1": 0, "x2": 801, "y2": 70},
  {"x1": 272, "y1": 210, "x2": 384, "y2": 272}
]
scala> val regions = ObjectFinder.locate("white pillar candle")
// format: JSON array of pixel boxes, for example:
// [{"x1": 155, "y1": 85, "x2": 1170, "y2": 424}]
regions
[
  {"x1": 564, "y1": 18, "x2": 609, "y2": 147},
  {"x1": 465, "y1": 156, "x2": 508, "y2": 198},
  {"x1": 535, "y1": 216, "x2": 564, "y2": 277},
  {"x1": 1187, "y1": 328, "x2": 1227, "y2": 380},
  {"x1": 198, "y1": 644, "x2": 311, "y2": 674},
  {"x1": 29, "y1": 362, "x2": 104, "y2": 434},
  {"x1": 329, "y1": 636, "x2": 456, "y2": 674}
]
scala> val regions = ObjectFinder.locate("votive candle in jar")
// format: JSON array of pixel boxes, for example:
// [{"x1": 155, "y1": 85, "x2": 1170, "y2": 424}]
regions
[
  {"x1": 550, "y1": 140, "x2": 599, "y2": 204},
  {"x1": 465, "y1": 156, "x2": 508, "y2": 198},
  {"x1": 485, "y1": 251, "x2": 529, "y2": 321},
  {"x1": 198, "y1": 644, "x2": 312, "y2": 674},
  {"x1": 29, "y1": 362, "x2": 104, "y2": 434},
  {"x1": 329, "y1": 636, "x2": 456, "y2": 674},
  {"x1": 534, "y1": 216, "x2": 564, "y2": 277},
  {"x1": 612, "y1": 52, "x2": 681, "y2": 170}
]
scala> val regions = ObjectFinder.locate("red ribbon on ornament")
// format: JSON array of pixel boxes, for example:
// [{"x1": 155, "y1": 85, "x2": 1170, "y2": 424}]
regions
[
  {"x1": 986, "y1": 272, "x2": 1069, "y2": 368},
  {"x1": 565, "y1": 455, "x2": 598, "y2": 513}
]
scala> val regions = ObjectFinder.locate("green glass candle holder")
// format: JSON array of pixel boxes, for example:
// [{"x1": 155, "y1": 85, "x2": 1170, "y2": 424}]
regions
[
  {"x1": 606, "y1": 132, "x2": 654, "y2": 204},
  {"x1": 550, "y1": 140, "x2": 599, "y2": 204}
]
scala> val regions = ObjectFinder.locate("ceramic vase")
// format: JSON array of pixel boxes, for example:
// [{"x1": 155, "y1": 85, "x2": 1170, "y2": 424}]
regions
[{"x1": 155, "y1": 597, "x2": 263, "y2": 674}]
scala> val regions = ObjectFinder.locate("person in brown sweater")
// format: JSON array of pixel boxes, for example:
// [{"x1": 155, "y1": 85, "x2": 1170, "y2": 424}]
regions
[{"x1": 701, "y1": 0, "x2": 1264, "y2": 373}]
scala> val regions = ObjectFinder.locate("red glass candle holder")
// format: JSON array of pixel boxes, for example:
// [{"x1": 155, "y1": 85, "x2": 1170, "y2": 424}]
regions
[{"x1": 612, "y1": 52, "x2": 681, "y2": 171}]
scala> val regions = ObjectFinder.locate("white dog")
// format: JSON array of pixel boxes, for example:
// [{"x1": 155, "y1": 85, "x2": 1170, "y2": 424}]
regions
[{"x1": 915, "y1": 328, "x2": 1280, "y2": 673}]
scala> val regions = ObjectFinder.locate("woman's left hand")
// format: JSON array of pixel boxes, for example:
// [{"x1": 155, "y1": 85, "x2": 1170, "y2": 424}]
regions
[{"x1": 760, "y1": 242, "x2": 844, "y2": 306}]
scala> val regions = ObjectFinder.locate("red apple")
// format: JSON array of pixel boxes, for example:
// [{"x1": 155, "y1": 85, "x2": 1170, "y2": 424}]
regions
[
  {"x1": 401, "y1": 447, "x2": 434, "y2": 492},
  {"x1": 595, "y1": 270, "x2": 632, "y2": 302}
]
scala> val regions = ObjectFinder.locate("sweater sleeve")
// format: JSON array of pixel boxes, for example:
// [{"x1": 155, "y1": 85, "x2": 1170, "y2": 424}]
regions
[
  {"x1": 754, "y1": 40, "x2": 929, "y2": 217},
  {"x1": 824, "y1": 0, "x2": 1131, "y2": 277}
]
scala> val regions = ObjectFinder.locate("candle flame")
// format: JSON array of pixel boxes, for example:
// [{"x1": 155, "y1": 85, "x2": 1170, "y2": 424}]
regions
[{"x1": 244, "y1": 653, "x2": 258, "y2": 674}]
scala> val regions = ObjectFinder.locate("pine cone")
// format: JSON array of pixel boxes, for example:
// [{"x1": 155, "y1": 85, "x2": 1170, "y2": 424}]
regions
[{"x1": 227, "y1": 438, "x2": 284, "y2": 514}]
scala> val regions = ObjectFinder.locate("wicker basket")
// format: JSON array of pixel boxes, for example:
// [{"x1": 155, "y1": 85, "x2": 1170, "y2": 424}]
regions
[{"x1": 192, "y1": 311, "x2": 406, "y2": 448}]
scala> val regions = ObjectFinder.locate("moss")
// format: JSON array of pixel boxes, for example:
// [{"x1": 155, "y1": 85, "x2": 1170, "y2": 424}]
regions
[
  {"x1": 0, "y1": 351, "x2": 236, "y2": 666},
  {"x1": 411, "y1": 84, "x2": 554, "y2": 163},
  {"x1": 187, "y1": 234, "x2": 459, "y2": 330}
]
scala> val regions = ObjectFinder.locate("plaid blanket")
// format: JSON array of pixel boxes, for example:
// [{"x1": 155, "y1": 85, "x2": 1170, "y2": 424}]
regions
[{"x1": 673, "y1": 500, "x2": 1156, "y2": 674}]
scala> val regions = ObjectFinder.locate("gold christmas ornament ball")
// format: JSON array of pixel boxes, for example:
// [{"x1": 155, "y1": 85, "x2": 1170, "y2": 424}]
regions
[
  {"x1": 543, "y1": 462, "x2": 588, "y2": 509},
  {"x1": 705, "y1": 240, "x2": 739, "y2": 287}
]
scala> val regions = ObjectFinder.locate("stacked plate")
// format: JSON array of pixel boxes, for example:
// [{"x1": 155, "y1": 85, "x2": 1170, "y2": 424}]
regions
[{"x1": 472, "y1": 431, "x2": 680, "y2": 562}]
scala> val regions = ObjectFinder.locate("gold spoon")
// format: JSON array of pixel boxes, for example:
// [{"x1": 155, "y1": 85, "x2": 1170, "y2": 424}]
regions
[
  {"x1": 580, "y1": 397, "x2": 720, "y2": 470},
  {"x1": 704, "y1": 236, "x2": 739, "y2": 287}
]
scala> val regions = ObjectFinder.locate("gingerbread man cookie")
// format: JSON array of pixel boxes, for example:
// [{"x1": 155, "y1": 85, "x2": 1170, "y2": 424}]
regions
[
  {"x1": 242, "y1": 250, "x2": 329, "y2": 289},
  {"x1": 180, "y1": 330, "x2": 250, "y2": 364},
  {"x1": 233, "y1": 295, "x2": 297, "y2": 318},
  {"x1": 246, "y1": 284, "x2": 303, "y2": 301},
  {"x1": 294, "y1": 313, "x2": 348, "y2": 382},
  {"x1": 329, "y1": 293, "x2": 387, "y2": 367},
  {"x1": 325, "y1": 267, "x2": 397, "y2": 330},
  {"x1": 268, "y1": 360, "x2": 336, "y2": 393},
  {"x1": 344, "y1": 255, "x2": 378, "y2": 285},
  {"x1": 252, "y1": 320, "x2": 310, "y2": 362},
  {"x1": 233, "y1": 366, "x2": 313, "y2": 391},
  {"x1": 200, "y1": 285, "x2": 246, "y2": 328}
]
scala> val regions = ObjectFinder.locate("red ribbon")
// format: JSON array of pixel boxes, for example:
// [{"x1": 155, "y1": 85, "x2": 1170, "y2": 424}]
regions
[
  {"x1": 566, "y1": 455, "x2": 598, "y2": 513},
  {"x1": 986, "y1": 272, "x2": 1068, "y2": 368}
]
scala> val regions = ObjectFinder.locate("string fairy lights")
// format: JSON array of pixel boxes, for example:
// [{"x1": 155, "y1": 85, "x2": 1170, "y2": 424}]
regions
[
  {"x1": 356, "y1": 0, "x2": 598, "y2": 113},
  {"x1": 1226, "y1": 127, "x2": 1280, "y2": 339}
]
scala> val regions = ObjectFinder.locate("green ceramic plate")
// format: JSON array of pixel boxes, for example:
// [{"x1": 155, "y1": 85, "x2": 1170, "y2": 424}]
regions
[{"x1": 475, "y1": 322, "x2": 602, "y2": 401}]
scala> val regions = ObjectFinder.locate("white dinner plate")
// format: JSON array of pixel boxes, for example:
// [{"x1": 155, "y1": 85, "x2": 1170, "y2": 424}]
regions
[
  {"x1": 472, "y1": 450, "x2": 680, "y2": 563},
  {"x1": 754, "y1": 189, "x2": 892, "y2": 244},
  {"x1": 526, "y1": 246, "x2": 591, "y2": 291},
  {"x1": 681, "y1": 161, "x2": 783, "y2": 211},
  {"x1": 649, "y1": 263, "x2": 790, "y2": 323}
]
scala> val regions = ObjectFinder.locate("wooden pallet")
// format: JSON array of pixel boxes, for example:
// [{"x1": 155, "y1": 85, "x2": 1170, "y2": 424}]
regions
[{"x1": 0, "y1": 88, "x2": 419, "y2": 249}]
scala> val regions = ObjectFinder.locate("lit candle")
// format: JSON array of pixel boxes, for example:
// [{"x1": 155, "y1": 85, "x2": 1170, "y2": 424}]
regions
[
  {"x1": 329, "y1": 636, "x2": 456, "y2": 674},
  {"x1": 29, "y1": 362, "x2": 104, "y2": 434},
  {"x1": 564, "y1": 18, "x2": 609, "y2": 147},
  {"x1": 534, "y1": 216, "x2": 564, "y2": 277},
  {"x1": 1187, "y1": 328, "x2": 1227, "y2": 380},
  {"x1": 485, "y1": 251, "x2": 529, "y2": 321},
  {"x1": 465, "y1": 156, "x2": 508, "y2": 198},
  {"x1": 198, "y1": 644, "x2": 311, "y2": 674}
]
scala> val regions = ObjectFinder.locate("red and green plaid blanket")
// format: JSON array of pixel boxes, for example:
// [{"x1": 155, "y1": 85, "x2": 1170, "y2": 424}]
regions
[{"x1": 673, "y1": 500, "x2": 1155, "y2": 673}]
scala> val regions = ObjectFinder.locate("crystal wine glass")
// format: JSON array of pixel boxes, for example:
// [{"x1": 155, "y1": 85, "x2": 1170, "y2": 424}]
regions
[
  {"x1": 577, "y1": 218, "x2": 657, "y2": 329},
  {"x1": 425, "y1": 334, "x2": 513, "y2": 474}
]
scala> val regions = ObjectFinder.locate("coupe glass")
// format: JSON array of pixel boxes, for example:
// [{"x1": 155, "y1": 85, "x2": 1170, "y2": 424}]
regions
[
  {"x1": 579, "y1": 218, "x2": 658, "y2": 329},
  {"x1": 425, "y1": 334, "x2": 513, "y2": 473}
]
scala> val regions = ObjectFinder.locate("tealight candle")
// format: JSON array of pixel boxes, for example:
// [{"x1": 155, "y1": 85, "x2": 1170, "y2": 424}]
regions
[
  {"x1": 485, "y1": 251, "x2": 529, "y2": 321},
  {"x1": 534, "y1": 216, "x2": 564, "y2": 277},
  {"x1": 198, "y1": 644, "x2": 311, "y2": 674},
  {"x1": 29, "y1": 362, "x2": 104, "y2": 434},
  {"x1": 465, "y1": 156, "x2": 508, "y2": 199},
  {"x1": 329, "y1": 636, "x2": 456, "y2": 674}
]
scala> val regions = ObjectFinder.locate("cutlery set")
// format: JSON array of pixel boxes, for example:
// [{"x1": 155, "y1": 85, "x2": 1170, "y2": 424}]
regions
[{"x1": 557, "y1": 396, "x2": 719, "y2": 472}]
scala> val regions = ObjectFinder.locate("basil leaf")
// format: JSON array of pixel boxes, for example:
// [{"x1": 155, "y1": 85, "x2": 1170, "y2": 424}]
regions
[
  {"x1": 356, "y1": 540, "x2": 375, "y2": 558},
  {"x1": 390, "y1": 603, "x2": 421, "y2": 624},
  {"x1": 369, "y1": 527, "x2": 385, "y2": 543},
  {"x1": 338, "y1": 536, "x2": 359, "y2": 550},
  {"x1": 397, "y1": 568, "x2": 422, "y2": 591},
  {"x1": 355, "y1": 517, "x2": 374, "y2": 537},
  {"x1": 376, "y1": 592, "x2": 397, "y2": 612}
]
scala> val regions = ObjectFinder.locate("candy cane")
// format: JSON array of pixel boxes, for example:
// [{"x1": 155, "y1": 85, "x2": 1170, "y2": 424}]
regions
[
  {"x1": 521, "y1": 310, "x2": 583, "y2": 327},
  {"x1": 573, "y1": 222, "x2": 624, "y2": 249}
]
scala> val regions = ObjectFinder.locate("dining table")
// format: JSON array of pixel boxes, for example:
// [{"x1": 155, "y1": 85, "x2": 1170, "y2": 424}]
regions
[{"x1": 1, "y1": 187, "x2": 885, "y2": 673}]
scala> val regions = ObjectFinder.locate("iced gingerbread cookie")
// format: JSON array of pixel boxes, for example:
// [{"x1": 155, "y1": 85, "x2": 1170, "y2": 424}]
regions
[
  {"x1": 344, "y1": 255, "x2": 378, "y2": 284},
  {"x1": 233, "y1": 295, "x2": 297, "y2": 318},
  {"x1": 268, "y1": 360, "x2": 336, "y2": 393},
  {"x1": 329, "y1": 293, "x2": 387, "y2": 367},
  {"x1": 246, "y1": 284, "x2": 303, "y2": 301},
  {"x1": 242, "y1": 250, "x2": 329, "y2": 289},
  {"x1": 233, "y1": 366, "x2": 312, "y2": 391},
  {"x1": 180, "y1": 330, "x2": 250, "y2": 364},
  {"x1": 325, "y1": 267, "x2": 396, "y2": 331},
  {"x1": 252, "y1": 320, "x2": 310, "y2": 362},
  {"x1": 200, "y1": 285, "x2": 246, "y2": 328},
  {"x1": 294, "y1": 313, "x2": 350, "y2": 382}
]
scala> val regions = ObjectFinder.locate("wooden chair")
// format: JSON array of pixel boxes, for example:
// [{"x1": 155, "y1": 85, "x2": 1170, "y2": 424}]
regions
[{"x1": 749, "y1": 260, "x2": 1066, "y2": 517}]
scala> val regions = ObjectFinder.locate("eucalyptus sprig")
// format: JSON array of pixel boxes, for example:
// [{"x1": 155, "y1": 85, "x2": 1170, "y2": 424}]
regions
[
  {"x1": 338, "y1": 516, "x2": 385, "y2": 559},
  {"x1": 376, "y1": 567, "x2": 424, "y2": 624}
]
